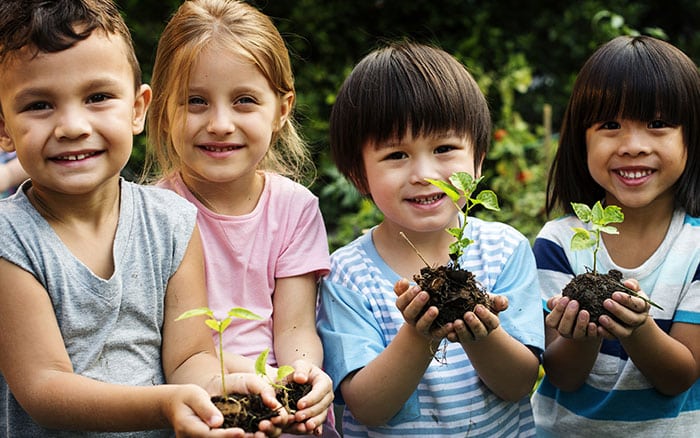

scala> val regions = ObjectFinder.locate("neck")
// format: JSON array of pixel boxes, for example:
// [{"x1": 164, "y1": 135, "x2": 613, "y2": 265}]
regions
[{"x1": 180, "y1": 171, "x2": 264, "y2": 216}]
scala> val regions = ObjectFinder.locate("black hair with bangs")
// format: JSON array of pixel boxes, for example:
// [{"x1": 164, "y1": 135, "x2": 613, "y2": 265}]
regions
[
  {"x1": 330, "y1": 40, "x2": 491, "y2": 195},
  {"x1": 547, "y1": 35, "x2": 700, "y2": 216}
]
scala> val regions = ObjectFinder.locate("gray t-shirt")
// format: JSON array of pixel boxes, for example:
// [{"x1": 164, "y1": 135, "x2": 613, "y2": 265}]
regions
[{"x1": 0, "y1": 179, "x2": 197, "y2": 437}]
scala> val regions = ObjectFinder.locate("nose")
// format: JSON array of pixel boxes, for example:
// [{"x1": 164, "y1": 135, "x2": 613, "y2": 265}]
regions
[
  {"x1": 408, "y1": 156, "x2": 440, "y2": 185},
  {"x1": 54, "y1": 105, "x2": 91, "y2": 140},
  {"x1": 207, "y1": 106, "x2": 235, "y2": 136},
  {"x1": 618, "y1": 125, "x2": 652, "y2": 156}
]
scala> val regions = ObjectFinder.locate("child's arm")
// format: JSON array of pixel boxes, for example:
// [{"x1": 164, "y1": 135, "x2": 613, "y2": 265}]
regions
[
  {"x1": 0, "y1": 233, "x2": 281, "y2": 436},
  {"x1": 273, "y1": 272, "x2": 333, "y2": 434},
  {"x1": 450, "y1": 295, "x2": 541, "y2": 401},
  {"x1": 337, "y1": 279, "x2": 445, "y2": 427},
  {"x1": 598, "y1": 279, "x2": 700, "y2": 396},
  {"x1": 162, "y1": 226, "x2": 287, "y2": 434},
  {"x1": 540, "y1": 295, "x2": 602, "y2": 391}
]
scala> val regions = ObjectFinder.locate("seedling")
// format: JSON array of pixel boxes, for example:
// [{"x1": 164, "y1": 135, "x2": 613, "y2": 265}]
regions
[
  {"x1": 426, "y1": 172, "x2": 500, "y2": 268},
  {"x1": 569, "y1": 201, "x2": 662, "y2": 310},
  {"x1": 176, "y1": 306, "x2": 263, "y2": 397},
  {"x1": 255, "y1": 347, "x2": 294, "y2": 391}
]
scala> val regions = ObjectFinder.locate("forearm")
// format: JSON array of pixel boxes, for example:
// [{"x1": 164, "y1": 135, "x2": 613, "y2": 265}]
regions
[
  {"x1": 622, "y1": 320, "x2": 698, "y2": 395},
  {"x1": 340, "y1": 324, "x2": 437, "y2": 427},
  {"x1": 18, "y1": 370, "x2": 178, "y2": 431},
  {"x1": 542, "y1": 335, "x2": 601, "y2": 392},
  {"x1": 464, "y1": 327, "x2": 540, "y2": 401},
  {"x1": 166, "y1": 350, "x2": 220, "y2": 393}
]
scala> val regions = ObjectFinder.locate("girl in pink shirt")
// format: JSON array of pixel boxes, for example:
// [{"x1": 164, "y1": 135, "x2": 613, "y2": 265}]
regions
[{"x1": 145, "y1": 0, "x2": 336, "y2": 436}]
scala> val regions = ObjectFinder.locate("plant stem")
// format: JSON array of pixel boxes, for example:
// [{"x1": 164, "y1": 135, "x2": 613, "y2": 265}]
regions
[
  {"x1": 219, "y1": 329, "x2": 226, "y2": 396},
  {"x1": 400, "y1": 232, "x2": 431, "y2": 268}
]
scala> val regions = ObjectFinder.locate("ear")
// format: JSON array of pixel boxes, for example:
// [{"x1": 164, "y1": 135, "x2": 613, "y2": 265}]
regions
[
  {"x1": 132, "y1": 84, "x2": 153, "y2": 135},
  {"x1": 0, "y1": 115, "x2": 16, "y2": 153},
  {"x1": 276, "y1": 91, "x2": 294, "y2": 131}
]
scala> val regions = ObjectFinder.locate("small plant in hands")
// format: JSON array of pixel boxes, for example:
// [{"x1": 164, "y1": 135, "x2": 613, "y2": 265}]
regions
[
  {"x1": 405, "y1": 172, "x2": 500, "y2": 329},
  {"x1": 254, "y1": 348, "x2": 313, "y2": 416},
  {"x1": 176, "y1": 307, "x2": 280, "y2": 432},
  {"x1": 563, "y1": 201, "x2": 662, "y2": 323}
]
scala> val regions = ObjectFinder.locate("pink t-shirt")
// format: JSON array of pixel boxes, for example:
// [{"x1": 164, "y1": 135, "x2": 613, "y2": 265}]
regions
[{"x1": 159, "y1": 172, "x2": 330, "y2": 365}]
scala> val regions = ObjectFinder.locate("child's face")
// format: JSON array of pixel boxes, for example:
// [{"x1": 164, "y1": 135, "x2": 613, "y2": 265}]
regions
[
  {"x1": 586, "y1": 118, "x2": 686, "y2": 211},
  {"x1": 0, "y1": 31, "x2": 150, "y2": 196},
  {"x1": 170, "y1": 46, "x2": 292, "y2": 187},
  {"x1": 362, "y1": 131, "x2": 478, "y2": 234}
]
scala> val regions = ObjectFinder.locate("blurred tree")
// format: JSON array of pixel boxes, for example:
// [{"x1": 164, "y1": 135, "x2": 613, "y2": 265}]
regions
[{"x1": 117, "y1": 0, "x2": 700, "y2": 245}]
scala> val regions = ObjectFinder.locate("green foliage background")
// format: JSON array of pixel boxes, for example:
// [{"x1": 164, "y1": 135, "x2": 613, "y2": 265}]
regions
[{"x1": 116, "y1": 0, "x2": 700, "y2": 250}]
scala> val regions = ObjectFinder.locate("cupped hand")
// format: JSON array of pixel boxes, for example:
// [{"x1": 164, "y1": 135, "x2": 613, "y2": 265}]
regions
[
  {"x1": 394, "y1": 278, "x2": 442, "y2": 340},
  {"x1": 597, "y1": 278, "x2": 651, "y2": 339},
  {"x1": 166, "y1": 383, "x2": 283, "y2": 437},
  {"x1": 283, "y1": 359, "x2": 334, "y2": 435},
  {"x1": 545, "y1": 295, "x2": 598, "y2": 340}
]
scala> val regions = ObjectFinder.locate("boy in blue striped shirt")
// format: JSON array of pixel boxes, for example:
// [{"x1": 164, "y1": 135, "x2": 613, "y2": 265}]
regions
[{"x1": 317, "y1": 41, "x2": 544, "y2": 437}]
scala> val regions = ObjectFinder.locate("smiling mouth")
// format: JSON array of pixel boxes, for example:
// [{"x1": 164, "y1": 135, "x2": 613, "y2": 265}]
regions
[
  {"x1": 616, "y1": 169, "x2": 654, "y2": 179},
  {"x1": 53, "y1": 151, "x2": 100, "y2": 161},
  {"x1": 409, "y1": 193, "x2": 445, "y2": 204},
  {"x1": 200, "y1": 145, "x2": 241, "y2": 152}
]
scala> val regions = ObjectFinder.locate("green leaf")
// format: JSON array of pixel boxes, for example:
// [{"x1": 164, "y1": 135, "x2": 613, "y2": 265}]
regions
[
  {"x1": 475, "y1": 190, "x2": 500, "y2": 211},
  {"x1": 425, "y1": 178, "x2": 461, "y2": 203},
  {"x1": 449, "y1": 172, "x2": 479, "y2": 195},
  {"x1": 570, "y1": 228, "x2": 595, "y2": 251},
  {"x1": 571, "y1": 202, "x2": 592, "y2": 222},
  {"x1": 255, "y1": 348, "x2": 270, "y2": 376},
  {"x1": 602, "y1": 205, "x2": 624, "y2": 224},
  {"x1": 228, "y1": 307, "x2": 263, "y2": 321},
  {"x1": 205, "y1": 319, "x2": 221, "y2": 332},
  {"x1": 175, "y1": 307, "x2": 213, "y2": 321},
  {"x1": 591, "y1": 201, "x2": 604, "y2": 224},
  {"x1": 276, "y1": 365, "x2": 295, "y2": 383},
  {"x1": 219, "y1": 317, "x2": 232, "y2": 332},
  {"x1": 598, "y1": 225, "x2": 620, "y2": 235}
]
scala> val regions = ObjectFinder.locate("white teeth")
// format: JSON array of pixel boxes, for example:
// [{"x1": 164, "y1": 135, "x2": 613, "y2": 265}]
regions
[
  {"x1": 202, "y1": 145, "x2": 236, "y2": 152},
  {"x1": 57, "y1": 152, "x2": 97, "y2": 161},
  {"x1": 618, "y1": 169, "x2": 652, "y2": 179},
  {"x1": 412, "y1": 194, "x2": 442, "y2": 204}
]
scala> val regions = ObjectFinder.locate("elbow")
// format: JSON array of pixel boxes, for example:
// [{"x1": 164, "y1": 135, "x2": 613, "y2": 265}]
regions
[{"x1": 344, "y1": 401, "x2": 395, "y2": 427}]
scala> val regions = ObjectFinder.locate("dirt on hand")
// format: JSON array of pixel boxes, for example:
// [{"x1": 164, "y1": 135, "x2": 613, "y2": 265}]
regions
[{"x1": 414, "y1": 264, "x2": 492, "y2": 330}]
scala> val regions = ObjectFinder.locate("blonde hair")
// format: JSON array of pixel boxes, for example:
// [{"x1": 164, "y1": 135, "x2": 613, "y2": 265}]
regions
[{"x1": 145, "y1": 0, "x2": 310, "y2": 182}]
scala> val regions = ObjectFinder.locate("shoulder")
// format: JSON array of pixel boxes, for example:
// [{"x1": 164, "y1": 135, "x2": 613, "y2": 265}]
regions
[
  {"x1": 469, "y1": 216, "x2": 529, "y2": 248},
  {"x1": 327, "y1": 232, "x2": 375, "y2": 280},
  {"x1": 123, "y1": 181, "x2": 196, "y2": 216},
  {"x1": 121, "y1": 181, "x2": 197, "y2": 235}
]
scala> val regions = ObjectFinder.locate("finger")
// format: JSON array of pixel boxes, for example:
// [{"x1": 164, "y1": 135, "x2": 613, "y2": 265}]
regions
[
  {"x1": 489, "y1": 295, "x2": 509, "y2": 313},
  {"x1": 395, "y1": 284, "x2": 421, "y2": 313},
  {"x1": 394, "y1": 278, "x2": 411, "y2": 297},
  {"x1": 414, "y1": 304, "x2": 439, "y2": 334},
  {"x1": 473, "y1": 304, "x2": 500, "y2": 331},
  {"x1": 463, "y1": 312, "x2": 489, "y2": 340},
  {"x1": 452, "y1": 318, "x2": 475, "y2": 342},
  {"x1": 544, "y1": 296, "x2": 569, "y2": 329}
]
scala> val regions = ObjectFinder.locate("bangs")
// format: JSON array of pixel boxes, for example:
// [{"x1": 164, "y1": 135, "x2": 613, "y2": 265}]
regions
[
  {"x1": 578, "y1": 41, "x2": 688, "y2": 128},
  {"x1": 353, "y1": 45, "x2": 485, "y2": 147}
]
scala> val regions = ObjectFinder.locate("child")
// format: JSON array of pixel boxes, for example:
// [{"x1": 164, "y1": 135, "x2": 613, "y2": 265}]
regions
[
  {"x1": 316, "y1": 41, "x2": 544, "y2": 437},
  {"x1": 0, "y1": 0, "x2": 285, "y2": 436},
  {"x1": 0, "y1": 151, "x2": 28, "y2": 198},
  {"x1": 146, "y1": 0, "x2": 337, "y2": 436},
  {"x1": 532, "y1": 35, "x2": 700, "y2": 436}
]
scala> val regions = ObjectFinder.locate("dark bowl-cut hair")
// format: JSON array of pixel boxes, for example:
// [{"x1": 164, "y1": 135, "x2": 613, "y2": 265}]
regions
[
  {"x1": 547, "y1": 35, "x2": 700, "y2": 217},
  {"x1": 0, "y1": 0, "x2": 141, "y2": 90},
  {"x1": 330, "y1": 41, "x2": 491, "y2": 195}
]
